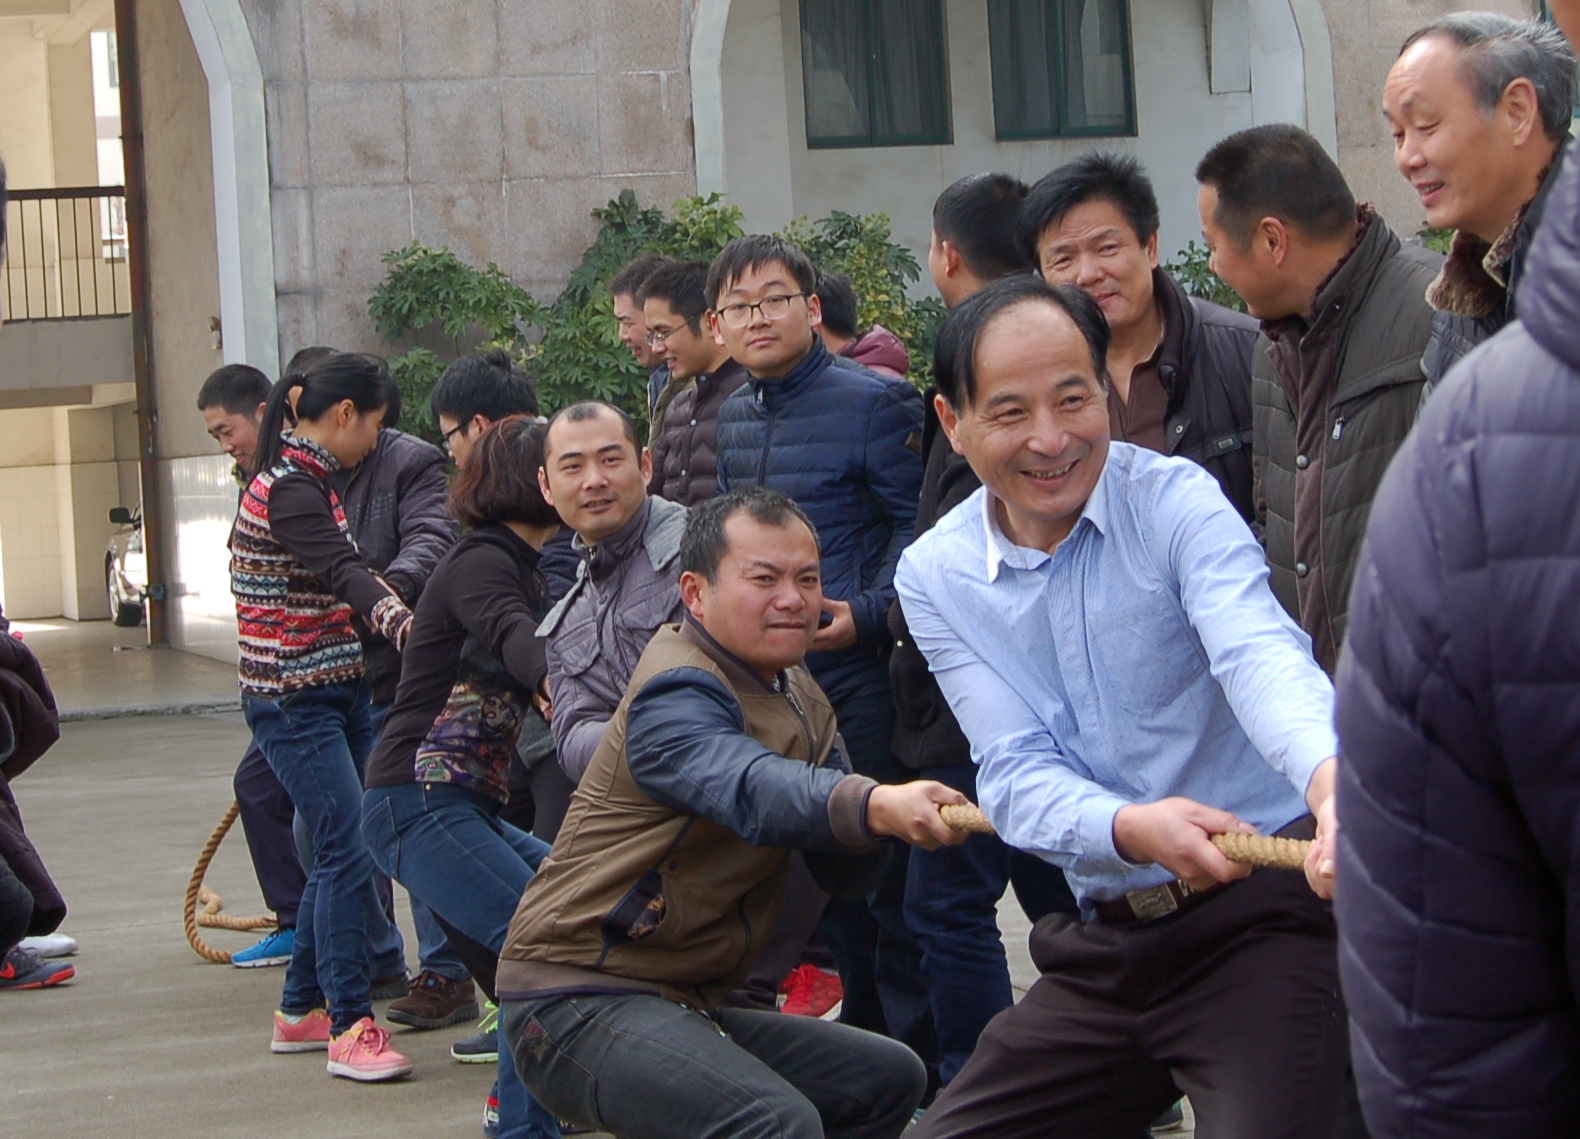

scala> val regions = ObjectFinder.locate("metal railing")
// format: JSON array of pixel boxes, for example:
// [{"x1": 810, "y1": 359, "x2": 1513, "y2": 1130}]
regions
[{"x1": 2, "y1": 186, "x2": 132, "y2": 321}]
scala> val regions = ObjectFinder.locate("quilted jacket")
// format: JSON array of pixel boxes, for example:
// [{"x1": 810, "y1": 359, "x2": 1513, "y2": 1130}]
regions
[{"x1": 1335, "y1": 150, "x2": 1580, "y2": 1138}]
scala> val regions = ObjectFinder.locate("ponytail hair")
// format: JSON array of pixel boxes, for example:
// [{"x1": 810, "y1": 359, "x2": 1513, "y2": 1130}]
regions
[{"x1": 252, "y1": 352, "x2": 391, "y2": 477}]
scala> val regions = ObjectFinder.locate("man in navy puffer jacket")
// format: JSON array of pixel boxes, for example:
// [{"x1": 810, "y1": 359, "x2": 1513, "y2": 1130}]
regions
[
  {"x1": 1334, "y1": 136, "x2": 1580, "y2": 1136},
  {"x1": 711, "y1": 236, "x2": 936, "y2": 1079}
]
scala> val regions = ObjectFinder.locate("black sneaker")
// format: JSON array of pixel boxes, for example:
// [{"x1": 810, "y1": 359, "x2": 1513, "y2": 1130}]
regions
[
  {"x1": 0, "y1": 946, "x2": 75, "y2": 990},
  {"x1": 451, "y1": 1001, "x2": 499, "y2": 1063}
]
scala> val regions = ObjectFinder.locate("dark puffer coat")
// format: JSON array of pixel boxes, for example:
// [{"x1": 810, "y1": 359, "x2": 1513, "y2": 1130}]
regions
[
  {"x1": 717, "y1": 338, "x2": 923, "y2": 689},
  {"x1": 648, "y1": 359, "x2": 749, "y2": 507},
  {"x1": 1335, "y1": 151, "x2": 1580, "y2": 1139}
]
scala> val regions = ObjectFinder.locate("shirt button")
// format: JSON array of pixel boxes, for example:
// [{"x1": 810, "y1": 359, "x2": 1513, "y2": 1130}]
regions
[
  {"x1": 680, "y1": 469, "x2": 687, "y2": 476},
  {"x1": 690, "y1": 420, "x2": 697, "y2": 426},
  {"x1": 1295, "y1": 454, "x2": 1309, "y2": 469},
  {"x1": 1296, "y1": 562, "x2": 1310, "y2": 577}
]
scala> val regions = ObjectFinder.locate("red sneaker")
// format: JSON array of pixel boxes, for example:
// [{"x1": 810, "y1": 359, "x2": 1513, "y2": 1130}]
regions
[{"x1": 779, "y1": 964, "x2": 843, "y2": 1018}]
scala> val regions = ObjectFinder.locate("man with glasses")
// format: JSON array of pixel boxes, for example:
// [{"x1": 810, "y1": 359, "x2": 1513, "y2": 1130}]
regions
[
  {"x1": 609, "y1": 254, "x2": 680, "y2": 426},
  {"x1": 637, "y1": 260, "x2": 748, "y2": 507},
  {"x1": 712, "y1": 236, "x2": 937, "y2": 1085}
]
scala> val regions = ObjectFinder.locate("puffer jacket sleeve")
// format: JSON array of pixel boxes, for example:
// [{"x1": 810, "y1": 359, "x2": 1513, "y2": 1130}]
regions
[{"x1": 848, "y1": 383, "x2": 923, "y2": 645}]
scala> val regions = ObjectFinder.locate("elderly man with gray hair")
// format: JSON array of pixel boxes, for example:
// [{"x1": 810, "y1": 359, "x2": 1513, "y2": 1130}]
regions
[{"x1": 1384, "y1": 11, "x2": 1577, "y2": 398}]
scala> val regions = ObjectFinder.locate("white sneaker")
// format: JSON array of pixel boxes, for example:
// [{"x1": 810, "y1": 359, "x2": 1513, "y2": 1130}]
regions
[{"x1": 18, "y1": 933, "x2": 78, "y2": 958}]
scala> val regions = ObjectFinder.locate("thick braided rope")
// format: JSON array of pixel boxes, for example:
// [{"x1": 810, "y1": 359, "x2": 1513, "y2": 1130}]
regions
[
  {"x1": 939, "y1": 804, "x2": 1313, "y2": 869},
  {"x1": 183, "y1": 801, "x2": 277, "y2": 964}
]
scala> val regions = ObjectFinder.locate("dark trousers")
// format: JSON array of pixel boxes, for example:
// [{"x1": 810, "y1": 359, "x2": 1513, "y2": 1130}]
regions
[
  {"x1": 233, "y1": 739, "x2": 305, "y2": 928},
  {"x1": 909, "y1": 867, "x2": 1350, "y2": 1139},
  {"x1": 504, "y1": 992, "x2": 927, "y2": 1139},
  {"x1": 814, "y1": 672, "x2": 940, "y2": 1081},
  {"x1": 904, "y1": 762, "x2": 1078, "y2": 1084},
  {"x1": 0, "y1": 852, "x2": 31, "y2": 954}
]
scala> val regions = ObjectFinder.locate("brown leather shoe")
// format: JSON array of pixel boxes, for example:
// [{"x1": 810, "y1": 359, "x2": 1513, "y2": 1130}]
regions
[{"x1": 385, "y1": 970, "x2": 480, "y2": 1030}]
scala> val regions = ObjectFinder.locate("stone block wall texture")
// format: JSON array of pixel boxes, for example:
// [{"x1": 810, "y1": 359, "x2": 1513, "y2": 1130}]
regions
[
  {"x1": 240, "y1": 0, "x2": 699, "y2": 363},
  {"x1": 1320, "y1": 0, "x2": 1533, "y2": 238}
]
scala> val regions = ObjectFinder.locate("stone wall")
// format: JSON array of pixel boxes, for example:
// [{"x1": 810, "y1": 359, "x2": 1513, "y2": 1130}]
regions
[
  {"x1": 240, "y1": 0, "x2": 700, "y2": 365},
  {"x1": 1321, "y1": 0, "x2": 1532, "y2": 237}
]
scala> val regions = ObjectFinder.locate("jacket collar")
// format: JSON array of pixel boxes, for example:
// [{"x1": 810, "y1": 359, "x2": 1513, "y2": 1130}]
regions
[
  {"x1": 280, "y1": 434, "x2": 341, "y2": 477},
  {"x1": 750, "y1": 336, "x2": 829, "y2": 407},
  {"x1": 1427, "y1": 137, "x2": 1570, "y2": 320},
  {"x1": 1151, "y1": 269, "x2": 1194, "y2": 411},
  {"x1": 699, "y1": 358, "x2": 748, "y2": 397},
  {"x1": 1259, "y1": 205, "x2": 1392, "y2": 346},
  {"x1": 678, "y1": 612, "x2": 785, "y2": 694},
  {"x1": 577, "y1": 496, "x2": 653, "y2": 581}
]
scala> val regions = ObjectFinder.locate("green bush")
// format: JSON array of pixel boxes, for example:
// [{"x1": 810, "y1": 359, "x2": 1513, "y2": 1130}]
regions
[
  {"x1": 1417, "y1": 226, "x2": 1455, "y2": 255},
  {"x1": 367, "y1": 191, "x2": 944, "y2": 440},
  {"x1": 1162, "y1": 240, "x2": 1246, "y2": 314}
]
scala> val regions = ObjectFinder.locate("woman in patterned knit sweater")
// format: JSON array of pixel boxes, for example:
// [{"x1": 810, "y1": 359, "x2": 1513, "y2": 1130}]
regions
[
  {"x1": 362, "y1": 417, "x2": 562, "y2": 1139},
  {"x1": 232, "y1": 352, "x2": 415, "y2": 1082}
]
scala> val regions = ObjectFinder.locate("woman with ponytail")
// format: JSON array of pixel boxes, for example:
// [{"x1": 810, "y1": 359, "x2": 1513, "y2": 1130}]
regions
[
  {"x1": 363, "y1": 416, "x2": 562, "y2": 1138},
  {"x1": 231, "y1": 352, "x2": 414, "y2": 1082}
]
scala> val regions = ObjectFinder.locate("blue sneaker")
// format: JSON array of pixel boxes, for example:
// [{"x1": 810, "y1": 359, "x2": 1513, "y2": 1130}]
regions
[{"x1": 232, "y1": 927, "x2": 294, "y2": 968}]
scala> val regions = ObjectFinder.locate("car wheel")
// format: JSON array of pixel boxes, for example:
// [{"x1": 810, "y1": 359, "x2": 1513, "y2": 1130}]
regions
[{"x1": 107, "y1": 559, "x2": 144, "y2": 627}]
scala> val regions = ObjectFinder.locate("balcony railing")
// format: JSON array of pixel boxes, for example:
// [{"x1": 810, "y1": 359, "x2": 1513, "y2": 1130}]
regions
[{"x1": 2, "y1": 186, "x2": 132, "y2": 321}]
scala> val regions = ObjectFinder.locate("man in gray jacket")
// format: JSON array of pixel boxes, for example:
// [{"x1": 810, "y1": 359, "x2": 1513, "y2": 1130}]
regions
[{"x1": 537, "y1": 400, "x2": 687, "y2": 783}]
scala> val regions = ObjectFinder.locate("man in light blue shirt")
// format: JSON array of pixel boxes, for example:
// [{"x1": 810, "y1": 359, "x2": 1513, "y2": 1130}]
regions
[{"x1": 900, "y1": 276, "x2": 1345, "y2": 1139}]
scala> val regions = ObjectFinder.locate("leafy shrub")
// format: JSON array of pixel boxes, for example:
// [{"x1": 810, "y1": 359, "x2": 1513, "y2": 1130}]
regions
[
  {"x1": 1416, "y1": 226, "x2": 1455, "y2": 255},
  {"x1": 1162, "y1": 240, "x2": 1246, "y2": 314},
  {"x1": 368, "y1": 191, "x2": 944, "y2": 440}
]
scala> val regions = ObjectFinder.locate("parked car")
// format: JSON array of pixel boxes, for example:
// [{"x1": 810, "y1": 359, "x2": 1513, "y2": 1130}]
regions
[{"x1": 106, "y1": 505, "x2": 147, "y2": 627}]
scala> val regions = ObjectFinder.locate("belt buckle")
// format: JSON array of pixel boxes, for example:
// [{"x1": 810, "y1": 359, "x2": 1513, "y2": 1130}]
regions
[{"x1": 1125, "y1": 883, "x2": 1178, "y2": 922}]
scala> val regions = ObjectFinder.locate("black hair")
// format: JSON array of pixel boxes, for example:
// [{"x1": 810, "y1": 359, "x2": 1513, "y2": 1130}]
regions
[
  {"x1": 449, "y1": 416, "x2": 559, "y2": 530},
  {"x1": 252, "y1": 352, "x2": 391, "y2": 477},
  {"x1": 196, "y1": 364, "x2": 271, "y2": 416},
  {"x1": 430, "y1": 347, "x2": 540, "y2": 426},
  {"x1": 706, "y1": 235, "x2": 817, "y2": 308},
  {"x1": 933, "y1": 275, "x2": 1111, "y2": 410},
  {"x1": 609, "y1": 253, "x2": 678, "y2": 300},
  {"x1": 284, "y1": 346, "x2": 337, "y2": 377},
  {"x1": 542, "y1": 399, "x2": 641, "y2": 465},
  {"x1": 1195, "y1": 125, "x2": 1357, "y2": 247},
  {"x1": 1018, "y1": 154, "x2": 1161, "y2": 265},
  {"x1": 1402, "y1": 14, "x2": 1577, "y2": 143},
  {"x1": 815, "y1": 272, "x2": 860, "y2": 339},
  {"x1": 933, "y1": 173, "x2": 1033, "y2": 280},
  {"x1": 381, "y1": 374, "x2": 402, "y2": 430},
  {"x1": 635, "y1": 260, "x2": 712, "y2": 335},
  {"x1": 680, "y1": 486, "x2": 820, "y2": 585}
]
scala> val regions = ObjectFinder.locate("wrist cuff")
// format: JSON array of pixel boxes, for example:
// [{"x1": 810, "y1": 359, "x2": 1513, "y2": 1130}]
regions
[{"x1": 828, "y1": 774, "x2": 880, "y2": 850}]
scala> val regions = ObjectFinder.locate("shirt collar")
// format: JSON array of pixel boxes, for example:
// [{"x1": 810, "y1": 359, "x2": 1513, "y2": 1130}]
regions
[{"x1": 980, "y1": 452, "x2": 1114, "y2": 583}]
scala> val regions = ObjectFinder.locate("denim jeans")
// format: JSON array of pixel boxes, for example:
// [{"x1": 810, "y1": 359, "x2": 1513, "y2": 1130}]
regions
[
  {"x1": 363, "y1": 781, "x2": 555, "y2": 1139},
  {"x1": 504, "y1": 993, "x2": 927, "y2": 1139},
  {"x1": 903, "y1": 763, "x2": 1078, "y2": 1083},
  {"x1": 245, "y1": 682, "x2": 377, "y2": 1034}
]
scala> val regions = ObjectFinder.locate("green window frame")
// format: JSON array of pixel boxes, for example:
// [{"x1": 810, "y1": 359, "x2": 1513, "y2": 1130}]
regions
[
  {"x1": 987, "y1": 0, "x2": 1136, "y2": 140},
  {"x1": 799, "y1": 0, "x2": 952, "y2": 149}
]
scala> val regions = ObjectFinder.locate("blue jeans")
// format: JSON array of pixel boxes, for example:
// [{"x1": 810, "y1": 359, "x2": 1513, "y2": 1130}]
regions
[
  {"x1": 364, "y1": 781, "x2": 556, "y2": 1139},
  {"x1": 903, "y1": 763, "x2": 1078, "y2": 1083},
  {"x1": 245, "y1": 682, "x2": 377, "y2": 1034}
]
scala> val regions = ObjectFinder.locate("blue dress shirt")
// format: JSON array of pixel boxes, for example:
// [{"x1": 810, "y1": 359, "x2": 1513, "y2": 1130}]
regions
[{"x1": 895, "y1": 443, "x2": 1336, "y2": 904}]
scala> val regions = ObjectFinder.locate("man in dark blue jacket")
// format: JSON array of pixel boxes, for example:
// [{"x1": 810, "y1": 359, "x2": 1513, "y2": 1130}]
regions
[
  {"x1": 1334, "y1": 128, "x2": 1580, "y2": 1136},
  {"x1": 711, "y1": 236, "x2": 936, "y2": 1078}
]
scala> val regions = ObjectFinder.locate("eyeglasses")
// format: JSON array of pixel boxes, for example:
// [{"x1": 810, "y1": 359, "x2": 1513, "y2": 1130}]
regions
[
  {"x1": 715, "y1": 293, "x2": 807, "y2": 329},
  {"x1": 645, "y1": 327, "x2": 678, "y2": 348},
  {"x1": 439, "y1": 421, "x2": 467, "y2": 456}
]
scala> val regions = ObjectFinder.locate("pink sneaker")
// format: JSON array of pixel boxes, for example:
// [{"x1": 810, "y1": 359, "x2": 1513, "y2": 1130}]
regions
[
  {"x1": 327, "y1": 1016, "x2": 412, "y2": 1082},
  {"x1": 271, "y1": 1008, "x2": 331, "y2": 1053}
]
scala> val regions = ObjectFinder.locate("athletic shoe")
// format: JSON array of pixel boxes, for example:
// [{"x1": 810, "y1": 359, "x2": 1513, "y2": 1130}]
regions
[
  {"x1": 326, "y1": 1016, "x2": 412, "y2": 1082},
  {"x1": 232, "y1": 927, "x2": 293, "y2": 968},
  {"x1": 452, "y1": 1001, "x2": 500, "y2": 1063},
  {"x1": 483, "y1": 1092, "x2": 500, "y2": 1139},
  {"x1": 1151, "y1": 1100, "x2": 1189, "y2": 1135},
  {"x1": 780, "y1": 964, "x2": 843, "y2": 1018},
  {"x1": 18, "y1": 932, "x2": 78, "y2": 958},
  {"x1": 0, "y1": 947, "x2": 75, "y2": 990},
  {"x1": 271, "y1": 1008, "x2": 331, "y2": 1053},
  {"x1": 387, "y1": 969, "x2": 480, "y2": 1030},
  {"x1": 369, "y1": 971, "x2": 410, "y2": 1000}
]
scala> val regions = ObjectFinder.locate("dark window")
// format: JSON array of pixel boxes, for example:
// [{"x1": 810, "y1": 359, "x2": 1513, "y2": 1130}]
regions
[
  {"x1": 800, "y1": 0, "x2": 951, "y2": 148},
  {"x1": 988, "y1": 0, "x2": 1135, "y2": 139}
]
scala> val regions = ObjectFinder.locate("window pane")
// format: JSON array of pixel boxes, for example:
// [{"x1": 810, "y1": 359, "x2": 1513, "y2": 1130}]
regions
[
  {"x1": 868, "y1": 0, "x2": 950, "y2": 142},
  {"x1": 1058, "y1": 0, "x2": 1130, "y2": 132},
  {"x1": 988, "y1": 0, "x2": 1055, "y2": 136},
  {"x1": 801, "y1": 0, "x2": 870, "y2": 142}
]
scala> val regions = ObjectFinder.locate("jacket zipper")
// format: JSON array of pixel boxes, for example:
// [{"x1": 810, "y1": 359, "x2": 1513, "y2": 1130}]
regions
[
  {"x1": 784, "y1": 688, "x2": 816, "y2": 762},
  {"x1": 1331, "y1": 417, "x2": 1345, "y2": 441}
]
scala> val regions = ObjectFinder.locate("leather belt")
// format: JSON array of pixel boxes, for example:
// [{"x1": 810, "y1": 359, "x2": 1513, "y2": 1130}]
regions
[{"x1": 1091, "y1": 878, "x2": 1227, "y2": 927}]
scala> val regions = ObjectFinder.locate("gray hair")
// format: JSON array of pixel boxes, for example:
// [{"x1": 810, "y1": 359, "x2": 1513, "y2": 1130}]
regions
[{"x1": 1403, "y1": 13, "x2": 1579, "y2": 143}]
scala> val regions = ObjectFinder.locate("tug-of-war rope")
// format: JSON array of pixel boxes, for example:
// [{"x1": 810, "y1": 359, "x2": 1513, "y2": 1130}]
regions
[
  {"x1": 184, "y1": 801, "x2": 277, "y2": 963},
  {"x1": 939, "y1": 804, "x2": 1312, "y2": 870}
]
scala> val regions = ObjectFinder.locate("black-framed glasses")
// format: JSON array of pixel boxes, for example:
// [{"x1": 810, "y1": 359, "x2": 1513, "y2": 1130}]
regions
[
  {"x1": 440, "y1": 421, "x2": 467, "y2": 455},
  {"x1": 715, "y1": 293, "x2": 807, "y2": 328}
]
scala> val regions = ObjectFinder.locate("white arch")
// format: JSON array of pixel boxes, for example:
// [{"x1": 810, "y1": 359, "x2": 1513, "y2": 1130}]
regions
[
  {"x1": 1288, "y1": 0, "x2": 1339, "y2": 156},
  {"x1": 691, "y1": 0, "x2": 731, "y2": 196},
  {"x1": 178, "y1": 0, "x2": 279, "y2": 377}
]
